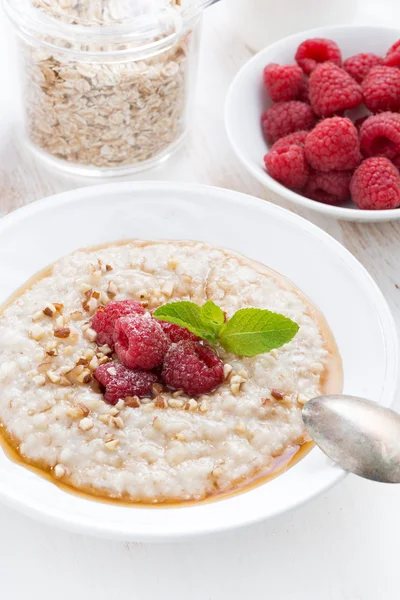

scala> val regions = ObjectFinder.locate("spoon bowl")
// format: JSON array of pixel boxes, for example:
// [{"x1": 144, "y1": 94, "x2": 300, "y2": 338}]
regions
[{"x1": 303, "y1": 395, "x2": 400, "y2": 483}]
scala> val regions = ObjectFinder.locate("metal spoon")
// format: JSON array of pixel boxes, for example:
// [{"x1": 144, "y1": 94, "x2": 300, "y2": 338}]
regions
[{"x1": 302, "y1": 395, "x2": 400, "y2": 483}]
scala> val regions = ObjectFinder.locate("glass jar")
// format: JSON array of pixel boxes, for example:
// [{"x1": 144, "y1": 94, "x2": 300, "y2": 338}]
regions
[{"x1": 4, "y1": 0, "x2": 212, "y2": 176}]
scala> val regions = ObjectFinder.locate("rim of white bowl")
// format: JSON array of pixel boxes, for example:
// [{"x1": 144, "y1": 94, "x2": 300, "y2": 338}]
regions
[
  {"x1": 225, "y1": 24, "x2": 400, "y2": 222},
  {"x1": 0, "y1": 181, "x2": 398, "y2": 540}
]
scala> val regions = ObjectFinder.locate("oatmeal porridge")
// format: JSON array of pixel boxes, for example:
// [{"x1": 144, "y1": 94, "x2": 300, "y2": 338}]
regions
[{"x1": 0, "y1": 241, "x2": 342, "y2": 503}]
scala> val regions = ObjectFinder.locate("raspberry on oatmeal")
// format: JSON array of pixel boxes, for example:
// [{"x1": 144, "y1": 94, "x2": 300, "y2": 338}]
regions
[
  {"x1": 162, "y1": 340, "x2": 224, "y2": 397},
  {"x1": 114, "y1": 314, "x2": 169, "y2": 370},
  {"x1": 92, "y1": 300, "x2": 144, "y2": 349}
]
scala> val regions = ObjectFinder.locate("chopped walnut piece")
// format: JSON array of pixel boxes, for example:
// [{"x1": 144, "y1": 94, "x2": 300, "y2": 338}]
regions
[
  {"x1": 223, "y1": 363, "x2": 233, "y2": 379},
  {"x1": 297, "y1": 393, "x2": 309, "y2": 406},
  {"x1": 89, "y1": 355, "x2": 99, "y2": 370},
  {"x1": 92, "y1": 291, "x2": 100, "y2": 300},
  {"x1": 76, "y1": 357, "x2": 88, "y2": 366},
  {"x1": 184, "y1": 399, "x2": 198, "y2": 412},
  {"x1": 199, "y1": 399, "x2": 210, "y2": 413},
  {"x1": 45, "y1": 341, "x2": 58, "y2": 357},
  {"x1": 77, "y1": 402, "x2": 90, "y2": 416},
  {"x1": 42, "y1": 303, "x2": 56, "y2": 317},
  {"x1": 84, "y1": 328, "x2": 97, "y2": 342},
  {"x1": 152, "y1": 416, "x2": 163, "y2": 430},
  {"x1": 32, "y1": 310, "x2": 45, "y2": 322},
  {"x1": 271, "y1": 389, "x2": 285, "y2": 400},
  {"x1": 33, "y1": 375, "x2": 46, "y2": 387},
  {"x1": 29, "y1": 324, "x2": 46, "y2": 341},
  {"x1": 154, "y1": 396, "x2": 168, "y2": 409},
  {"x1": 105, "y1": 264, "x2": 113, "y2": 272},
  {"x1": 152, "y1": 383, "x2": 164, "y2": 395},
  {"x1": 77, "y1": 369, "x2": 92, "y2": 384},
  {"x1": 107, "y1": 281, "x2": 118, "y2": 298},
  {"x1": 55, "y1": 315, "x2": 64, "y2": 328},
  {"x1": 70, "y1": 311, "x2": 83, "y2": 321},
  {"x1": 79, "y1": 417, "x2": 94, "y2": 431},
  {"x1": 105, "y1": 439, "x2": 119, "y2": 450},
  {"x1": 168, "y1": 398, "x2": 185, "y2": 409},
  {"x1": 98, "y1": 344, "x2": 112, "y2": 355},
  {"x1": 125, "y1": 396, "x2": 140, "y2": 408},
  {"x1": 53, "y1": 303, "x2": 64, "y2": 313},
  {"x1": 46, "y1": 370, "x2": 61, "y2": 384},
  {"x1": 97, "y1": 355, "x2": 110, "y2": 365},
  {"x1": 113, "y1": 416, "x2": 124, "y2": 429},
  {"x1": 54, "y1": 327, "x2": 70, "y2": 339}
]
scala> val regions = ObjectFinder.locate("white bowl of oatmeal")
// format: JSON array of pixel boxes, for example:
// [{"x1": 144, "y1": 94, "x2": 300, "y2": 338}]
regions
[{"x1": 0, "y1": 182, "x2": 397, "y2": 540}]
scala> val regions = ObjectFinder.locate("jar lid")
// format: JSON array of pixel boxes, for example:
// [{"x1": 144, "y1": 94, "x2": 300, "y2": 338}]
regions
[{"x1": 5, "y1": 0, "x2": 212, "y2": 55}]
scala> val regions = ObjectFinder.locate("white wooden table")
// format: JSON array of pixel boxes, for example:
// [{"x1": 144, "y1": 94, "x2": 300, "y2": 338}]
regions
[{"x1": 1, "y1": 1, "x2": 400, "y2": 598}]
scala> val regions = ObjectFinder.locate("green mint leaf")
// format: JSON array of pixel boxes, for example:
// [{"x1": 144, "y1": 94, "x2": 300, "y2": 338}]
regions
[
  {"x1": 219, "y1": 308, "x2": 299, "y2": 357},
  {"x1": 200, "y1": 301, "x2": 225, "y2": 330},
  {"x1": 153, "y1": 301, "x2": 218, "y2": 343}
]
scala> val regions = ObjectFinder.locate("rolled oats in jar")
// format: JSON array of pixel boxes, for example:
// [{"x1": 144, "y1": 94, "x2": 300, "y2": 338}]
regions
[{"x1": 5, "y1": 0, "x2": 211, "y2": 175}]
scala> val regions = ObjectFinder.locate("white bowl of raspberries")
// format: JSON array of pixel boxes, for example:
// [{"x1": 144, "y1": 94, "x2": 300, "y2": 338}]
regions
[{"x1": 225, "y1": 25, "x2": 400, "y2": 221}]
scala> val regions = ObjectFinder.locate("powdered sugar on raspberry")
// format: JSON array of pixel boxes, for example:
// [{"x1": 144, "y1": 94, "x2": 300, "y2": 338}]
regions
[
  {"x1": 94, "y1": 362, "x2": 158, "y2": 404},
  {"x1": 162, "y1": 341, "x2": 224, "y2": 397},
  {"x1": 92, "y1": 300, "x2": 144, "y2": 348},
  {"x1": 157, "y1": 319, "x2": 199, "y2": 343},
  {"x1": 114, "y1": 314, "x2": 169, "y2": 370}
]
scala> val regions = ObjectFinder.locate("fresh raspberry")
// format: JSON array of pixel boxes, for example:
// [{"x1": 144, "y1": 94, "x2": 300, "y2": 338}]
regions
[
  {"x1": 92, "y1": 300, "x2": 145, "y2": 349},
  {"x1": 264, "y1": 144, "x2": 309, "y2": 189},
  {"x1": 343, "y1": 53, "x2": 383, "y2": 83},
  {"x1": 157, "y1": 320, "x2": 199, "y2": 343},
  {"x1": 297, "y1": 77, "x2": 310, "y2": 103},
  {"x1": 359, "y1": 113, "x2": 400, "y2": 160},
  {"x1": 261, "y1": 101, "x2": 316, "y2": 144},
  {"x1": 114, "y1": 314, "x2": 169, "y2": 370},
  {"x1": 162, "y1": 341, "x2": 224, "y2": 397},
  {"x1": 362, "y1": 66, "x2": 400, "y2": 113},
  {"x1": 304, "y1": 117, "x2": 361, "y2": 172},
  {"x1": 350, "y1": 157, "x2": 400, "y2": 210},
  {"x1": 270, "y1": 130, "x2": 308, "y2": 151},
  {"x1": 383, "y1": 40, "x2": 400, "y2": 68},
  {"x1": 93, "y1": 362, "x2": 127, "y2": 387},
  {"x1": 263, "y1": 63, "x2": 304, "y2": 102},
  {"x1": 295, "y1": 38, "x2": 342, "y2": 75},
  {"x1": 93, "y1": 362, "x2": 157, "y2": 404},
  {"x1": 304, "y1": 170, "x2": 352, "y2": 205},
  {"x1": 309, "y1": 63, "x2": 363, "y2": 117}
]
